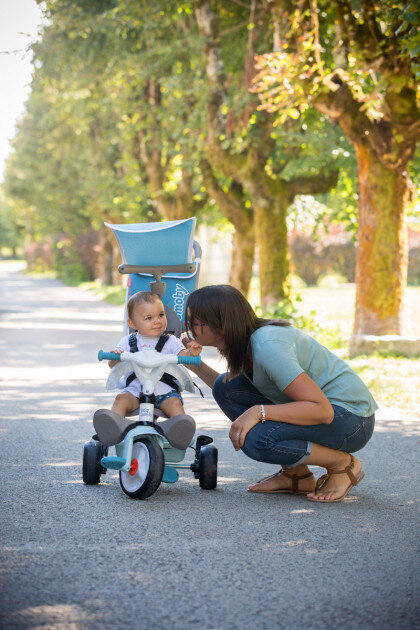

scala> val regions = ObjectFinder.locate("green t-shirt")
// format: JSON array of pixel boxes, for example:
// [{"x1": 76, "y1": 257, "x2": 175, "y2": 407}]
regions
[{"x1": 250, "y1": 325, "x2": 378, "y2": 417}]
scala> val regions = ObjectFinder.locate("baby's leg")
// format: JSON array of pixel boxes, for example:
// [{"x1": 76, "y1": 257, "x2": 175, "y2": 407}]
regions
[
  {"x1": 112, "y1": 392, "x2": 139, "y2": 418},
  {"x1": 159, "y1": 395, "x2": 185, "y2": 418}
]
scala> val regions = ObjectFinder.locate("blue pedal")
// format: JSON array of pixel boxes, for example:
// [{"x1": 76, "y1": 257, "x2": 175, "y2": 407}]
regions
[
  {"x1": 101, "y1": 456, "x2": 126, "y2": 470},
  {"x1": 162, "y1": 466, "x2": 179, "y2": 484}
]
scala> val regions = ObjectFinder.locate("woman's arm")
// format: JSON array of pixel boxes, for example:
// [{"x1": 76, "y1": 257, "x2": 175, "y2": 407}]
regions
[
  {"x1": 181, "y1": 336, "x2": 220, "y2": 387},
  {"x1": 229, "y1": 373, "x2": 334, "y2": 451},
  {"x1": 265, "y1": 372, "x2": 334, "y2": 425},
  {"x1": 185, "y1": 360, "x2": 220, "y2": 388}
]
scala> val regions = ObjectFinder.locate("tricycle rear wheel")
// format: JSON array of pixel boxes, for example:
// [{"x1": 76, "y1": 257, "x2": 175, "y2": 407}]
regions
[
  {"x1": 119, "y1": 438, "x2": 164, "y2": 499},
  {"x1": 199, "y1": 444, "x2": 218, "y2": 489},
  {"x1": 83, "y1": 439, "x2": 104, "y2": 485}
]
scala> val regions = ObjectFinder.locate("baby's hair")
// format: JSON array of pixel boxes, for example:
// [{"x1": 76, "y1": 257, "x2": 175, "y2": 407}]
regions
[{"x1": 127, "y1": 291, "x2": 162, "y2": 320}]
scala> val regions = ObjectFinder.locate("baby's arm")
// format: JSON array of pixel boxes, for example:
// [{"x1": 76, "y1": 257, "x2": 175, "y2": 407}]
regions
[
  {"x1": 108, "y1": 348, "x2": 124, "y2": 369},
  {"x1": 178, "y1": 340, "x2": 202, "y2": 357}
]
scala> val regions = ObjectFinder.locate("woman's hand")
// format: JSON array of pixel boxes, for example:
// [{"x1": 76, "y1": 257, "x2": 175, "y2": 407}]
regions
[{"x1": 229, "y1": 406, "x2": 261, "y2": 451}]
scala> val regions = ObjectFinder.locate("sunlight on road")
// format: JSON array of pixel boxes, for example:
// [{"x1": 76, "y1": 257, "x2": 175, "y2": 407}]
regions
[
  {"x1": 0, "y1": 364, "x2": 107, "y2": 382},
  {"x1": 0, "y1": 321, "x2": 121, "y2": 332}
]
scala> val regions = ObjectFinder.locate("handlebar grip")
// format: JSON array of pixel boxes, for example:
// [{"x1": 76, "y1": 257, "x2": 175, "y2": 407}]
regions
[
  {"x1": 98, "y1": 350, "x2": 121, "y2": 362},
  {"x1": 177, "y1": 355, "x2": 201, "y2": 366}
]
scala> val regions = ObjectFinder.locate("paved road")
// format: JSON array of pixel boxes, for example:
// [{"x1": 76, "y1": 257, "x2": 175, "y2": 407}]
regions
[{"x1": 0, "y1": 262, "x2": 418, "y2": 629}]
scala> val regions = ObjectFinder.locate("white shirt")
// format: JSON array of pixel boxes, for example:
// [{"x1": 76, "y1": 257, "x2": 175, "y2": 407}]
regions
[{"x1": 116, "y1": 332, "x2": 185, "y2": 396}]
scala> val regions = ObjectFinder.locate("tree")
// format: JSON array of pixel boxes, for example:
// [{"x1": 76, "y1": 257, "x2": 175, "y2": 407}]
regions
[
  {"x1": 110, "y1": 1, "x2": 255, "y2": 292},
  {"x1": 194, "y1": 0, "x2": 339, "y2": 306},
  {"x1": 254, "y1": 0, "x2": 419, "y2": 334},
  {"x1": 5, "y1": 0, "x2": 353, "y2": 296}
]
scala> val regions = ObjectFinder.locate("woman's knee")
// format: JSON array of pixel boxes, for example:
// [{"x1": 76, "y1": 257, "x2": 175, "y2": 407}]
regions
[
  {"x1": 241, "y1": 431, "x2": 272, "y2": 462},
  {"x1": 212, "y1": 373, "x2": 229, "y2": 404}
]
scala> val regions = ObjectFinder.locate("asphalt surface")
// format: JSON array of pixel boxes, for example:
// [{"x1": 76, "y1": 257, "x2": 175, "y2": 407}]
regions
[{"x1": 0, "y1": 262, "x2": 418, "y2": 630}]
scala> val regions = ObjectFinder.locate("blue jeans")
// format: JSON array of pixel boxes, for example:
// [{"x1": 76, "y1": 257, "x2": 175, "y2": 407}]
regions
[
  {"x1": 212, "y1": 374, "x2": 375, "y2": 467},
  {"x1": 154, "y1": 390, "x2": 183, "y2": 409}
]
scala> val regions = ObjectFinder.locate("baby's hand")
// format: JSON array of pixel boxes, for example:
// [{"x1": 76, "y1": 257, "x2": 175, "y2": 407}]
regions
[
  {"x1": 108, "y1": 348, "x2": 123, "y2": 368},
  {"x1": 185, "y1": 340, "x2": 202, "y2": 357}
]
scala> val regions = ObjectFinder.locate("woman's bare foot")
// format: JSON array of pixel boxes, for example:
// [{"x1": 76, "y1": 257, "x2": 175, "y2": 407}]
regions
[
  {"x1": 307, "y1": 454, "x2": 363, "y2": 502},
  {"x1": 248, "y1": 464, "x2": 316, "y2": 494}
]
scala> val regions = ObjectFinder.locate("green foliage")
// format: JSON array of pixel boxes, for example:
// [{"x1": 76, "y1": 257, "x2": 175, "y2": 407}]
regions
[
  {"x1": 255, "y1": 1, "x2": 418, "y2": 120},
  {"x1": 314, "y1": 326, "x2": 347, "y2": 352},
  {"x1": 256, "y1": 294, "x2": 318, "y2": 331},
  {"x1": 7, "y1": 0, "x2": 400, "y2": 296},
  {"x1": 0, "y1": 188, "x2": 21, "y2": 253},
  {"x1": 257, "y1": 293, "x2": 347, "y2": 351},
  {"x1": 54, "y1": 243, "x2": 91, "y2": 285},
  {"x1": 80, "y1": 280, "x2": 126, "y2": 304}
]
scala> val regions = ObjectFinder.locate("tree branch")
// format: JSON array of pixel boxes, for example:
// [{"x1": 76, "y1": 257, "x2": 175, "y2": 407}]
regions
[
  {"x1": 360, "y1": 0, "x2": 384, "y2": 47},
  {"x1": 199, "y1": 158, "x2": 251, "y2": 225},
  {"x1": 314, "y1": 76, "x2": 384, "y2": 149},
  {"x1": 287, "y1": 169, "x2": 339, "y2": 199},
  {"x1": 335, "y1": 0, "x2": 386, "y2": 66}
]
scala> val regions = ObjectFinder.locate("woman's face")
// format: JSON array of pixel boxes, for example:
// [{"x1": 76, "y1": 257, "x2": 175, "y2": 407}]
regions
[{"x1": 187, "y1": 314, "x2": 224, "y2": 349}]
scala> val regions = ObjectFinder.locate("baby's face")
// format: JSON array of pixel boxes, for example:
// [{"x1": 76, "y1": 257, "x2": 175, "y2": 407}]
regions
[{"x1": 128, "y1": 299, "x2": 167, "y2": 337}]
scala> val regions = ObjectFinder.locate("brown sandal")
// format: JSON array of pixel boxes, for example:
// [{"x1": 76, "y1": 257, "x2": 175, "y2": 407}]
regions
[
  {"x1": 248, "y1": 468, "x2": 316, "y2": 495},
  {"x1": 307, "y1": 455, "x2": 365, "y2": 503}
]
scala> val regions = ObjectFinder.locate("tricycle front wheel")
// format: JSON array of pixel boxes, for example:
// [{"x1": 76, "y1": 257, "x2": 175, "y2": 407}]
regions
[{"x1": 119, "y1": 438, "x2": 164, "y2": 499}]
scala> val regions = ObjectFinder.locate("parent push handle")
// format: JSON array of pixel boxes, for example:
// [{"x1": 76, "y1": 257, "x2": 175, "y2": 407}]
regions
[
  {"x1": 98, "y1": 351, "x2": 121, "y2": 362},
  {"x1": 177, "y1": 355, "x2": 201, "y2": 366},
  {"x1": 119, "y1": 263, "x2": 196, "y2": 277}
]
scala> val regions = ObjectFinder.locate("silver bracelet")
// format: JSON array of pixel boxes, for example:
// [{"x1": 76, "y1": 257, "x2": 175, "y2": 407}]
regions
[{"x1": 260, "y1": 404, "x2": 266, "y2": 423}]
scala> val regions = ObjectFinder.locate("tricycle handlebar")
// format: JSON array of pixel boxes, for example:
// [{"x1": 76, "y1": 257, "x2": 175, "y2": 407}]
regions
[
  {"x1": 97, "y1": 350, "x2": 201, "y2": 366},
  {"x1": 98, "y1": 350, "x2": 121, "y2": 362},
  {"x1": 177, "y1": 355, "x2": 201, "y2": 366}
]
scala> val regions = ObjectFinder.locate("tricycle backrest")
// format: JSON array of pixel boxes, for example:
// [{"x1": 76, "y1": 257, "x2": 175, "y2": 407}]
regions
[{"x1": 106, "y1": 218, "x2": 200, "y2": 333}]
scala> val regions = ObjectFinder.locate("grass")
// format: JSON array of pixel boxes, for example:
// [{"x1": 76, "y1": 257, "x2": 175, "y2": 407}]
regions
[
  {"x1": 292, "y1": 281, "x2": 420, "y2": 417},
  {"x1": 80, "y1": 279, "x2": 127, "y2": 305},
  {"x1": 346, "y1": 354, "x2": 419, "y2": 416}
]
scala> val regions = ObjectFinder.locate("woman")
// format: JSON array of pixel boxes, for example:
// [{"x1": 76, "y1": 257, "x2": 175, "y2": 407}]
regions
[{"x1": 184, "y1": 285, "x2": 377, "y2": 503}]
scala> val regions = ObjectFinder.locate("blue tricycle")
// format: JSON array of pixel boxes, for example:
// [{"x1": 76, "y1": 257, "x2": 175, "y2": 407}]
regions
[{"x1": 82, "y1": 218, "x2": 218, "y2": 499}]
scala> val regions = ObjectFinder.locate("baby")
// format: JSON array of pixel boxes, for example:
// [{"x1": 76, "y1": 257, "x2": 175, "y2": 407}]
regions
[{"x1": 108, "y1": 290, "x2": 202, "y2": 419}]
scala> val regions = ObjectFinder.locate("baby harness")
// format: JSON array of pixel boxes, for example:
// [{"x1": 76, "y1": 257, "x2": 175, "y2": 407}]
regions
[{"x1": 124, "y1": 332, "x2": 181, "y2": 394}]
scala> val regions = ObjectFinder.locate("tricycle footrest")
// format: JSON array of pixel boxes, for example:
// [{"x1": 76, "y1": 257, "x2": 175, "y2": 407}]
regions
[
  {"x1": 162, "y1": 466, "x2": 179, "y2": 484},
  {"x1": 101, "y1": 456, "x2": 126, "y2": 470}
]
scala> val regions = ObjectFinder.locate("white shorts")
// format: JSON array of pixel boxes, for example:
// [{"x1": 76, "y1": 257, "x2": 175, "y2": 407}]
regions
[{"x1": 122, "y1": 376, "x2": 173, "y2": 400}]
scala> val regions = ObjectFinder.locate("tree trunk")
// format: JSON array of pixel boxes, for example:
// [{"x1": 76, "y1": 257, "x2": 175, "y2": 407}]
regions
[
  {"x1": 353, "y1": 144, "x2": 409, "y2": 335},
  {"x1": 254, "y1": 199, "x2": 290, "y2": 308},
  {"x1": 98, "y1": 226, "x2": 116, "y2": 285},
  {"x1": 199, "y1": 158, "x2": 254, "y2": 295},
  {"x1": 229, "y1": 220, "x2": 255, "y2": 294}
]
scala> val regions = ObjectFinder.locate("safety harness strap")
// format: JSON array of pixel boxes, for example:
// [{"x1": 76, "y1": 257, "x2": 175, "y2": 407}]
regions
[{"x1": 125, "y1": 332, "x2": 181, "y2": 392}]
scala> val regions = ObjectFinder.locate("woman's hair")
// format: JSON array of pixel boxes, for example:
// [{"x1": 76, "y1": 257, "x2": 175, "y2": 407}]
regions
[
  {"x1": 127, "y1": 291, "x2": 161, "y2": 320},
  {"x1": 185, "y1": 285, "x2": 290, "y2": 377}
]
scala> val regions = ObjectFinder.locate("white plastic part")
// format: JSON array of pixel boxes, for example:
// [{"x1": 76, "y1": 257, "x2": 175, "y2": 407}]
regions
[{"x1": 106, "y1": 349, "x2": 195, "y2": 394}]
